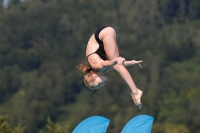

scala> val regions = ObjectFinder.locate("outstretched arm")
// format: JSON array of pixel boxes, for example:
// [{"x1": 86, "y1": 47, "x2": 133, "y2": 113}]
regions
[
  {"x1": 101, "y1": 57, "x2": 125, "y2": 68},
  {"x1": 103, "y1": 60, "x2": 142, "y2": 73},
  {"x1": 123, "y1": 60, "x2": 143, "y2": 68},
  {"x1": 92, "y1": 57, "x2": 125, "y2": 71}
]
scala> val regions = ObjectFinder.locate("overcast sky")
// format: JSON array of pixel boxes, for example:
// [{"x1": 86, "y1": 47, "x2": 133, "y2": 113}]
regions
[
  {"x1": 2, "y1": 0, "x2": 24, "y2": 7},
  {"x1": 2, "y1": 0, "x2": 9, "y2": 7}
]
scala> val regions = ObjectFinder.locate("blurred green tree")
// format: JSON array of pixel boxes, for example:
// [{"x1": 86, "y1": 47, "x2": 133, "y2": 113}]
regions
[
  {"x1": 0, "y1": 116, "x2": 25, "y2": 133},
  {"x1": 0, "y1": 0, "x2": 200, "y2": 133}
]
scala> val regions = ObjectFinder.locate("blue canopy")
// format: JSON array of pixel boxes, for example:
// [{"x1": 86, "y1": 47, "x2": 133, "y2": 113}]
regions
[
  {"x1": 121, "y1": 114, "x2": 154, "y2": 133},
  {"x1": 72, "y1": 116, "x2": 110, "y2": 133}
]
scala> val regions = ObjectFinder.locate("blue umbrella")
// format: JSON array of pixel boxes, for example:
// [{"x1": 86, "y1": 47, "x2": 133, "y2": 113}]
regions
[
  {"x1": 72, "y1": 116, "x2": 110, "y2": 133},
  {"x1": 121, "y1": 115, "x2": 154, "y2": 133}
]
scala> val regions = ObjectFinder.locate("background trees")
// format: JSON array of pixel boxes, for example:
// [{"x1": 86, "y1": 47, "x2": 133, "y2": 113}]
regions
[{"x1": 0, "y1": 0, "x2": 200, "y2": 132}]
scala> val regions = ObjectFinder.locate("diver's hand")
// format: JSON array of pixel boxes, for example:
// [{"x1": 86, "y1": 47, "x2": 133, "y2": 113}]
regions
[
  {"x1": 131, "y1": 60, "x2": 143, "y2": 69},
  {"x1": 131, "y1": 60, "x2": 143, "y2": 64},
  {"x1": 116, "y1": 57, "x2": 125, "y2": 65},
  {"x1": 123, "y1": 60, "x2": 143, "y2": 69}
]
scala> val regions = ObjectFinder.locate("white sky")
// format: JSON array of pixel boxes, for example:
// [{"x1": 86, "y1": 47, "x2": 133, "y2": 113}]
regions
[
  {"x1": 2, "y1": 0, "x2": 9, "y2": 7},
  {"x1": 2, "y1": 0, "x2": 24, "y2": 7}
]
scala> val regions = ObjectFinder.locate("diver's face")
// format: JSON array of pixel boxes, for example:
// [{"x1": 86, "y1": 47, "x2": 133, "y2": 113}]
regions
[{"x1": 92, "y1": 73, "x2": 108, "y2": 90}]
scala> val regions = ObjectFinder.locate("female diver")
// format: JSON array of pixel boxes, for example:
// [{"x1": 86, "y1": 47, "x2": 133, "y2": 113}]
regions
[{"x1": 77, "y1": 26, "x2": 143, "y2": 109}]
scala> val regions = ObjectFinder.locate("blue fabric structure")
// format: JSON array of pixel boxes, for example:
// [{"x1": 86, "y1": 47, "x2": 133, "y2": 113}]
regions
[
  {"x1": 72, "y1": 116, "x2": 110, "y2": 133},
  {"x1": 121, "y1": 114, "x2": 154, "y2": 133}
]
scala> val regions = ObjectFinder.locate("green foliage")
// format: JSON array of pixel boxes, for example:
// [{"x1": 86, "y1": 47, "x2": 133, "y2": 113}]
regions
[
  {"x1": 153, "y1": 123, "x2": 190, "y2": 133},
  {"x1": 44, "y1": 117, "x2": 70, "y2": 133},
  {"x1": 0, "y1": 116, "x2": 11, "y2": 133},
  {"x1": 161, "y1": 23, "x2": 196, "y2": 63},
  {"x1": 0, "y1": 0, "x2": 200, "y2": 133},
  {"x1": 0, "y1": 116, "x2": 25, "y2": 133}
]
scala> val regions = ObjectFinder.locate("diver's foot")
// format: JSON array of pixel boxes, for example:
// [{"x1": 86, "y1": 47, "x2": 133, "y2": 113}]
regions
[{"x1": 131, "y1": 89, "x2": 143, "y2": 109}]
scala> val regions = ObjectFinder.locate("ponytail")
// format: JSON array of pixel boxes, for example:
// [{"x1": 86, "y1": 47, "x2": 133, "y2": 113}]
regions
[{"x1": 76, "y1": 63, "x2": 92, "y2": 74}]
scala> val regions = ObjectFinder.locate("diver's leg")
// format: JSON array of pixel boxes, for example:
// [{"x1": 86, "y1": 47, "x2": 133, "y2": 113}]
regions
[{"x1": 100, "y1": 27, "x2": 143, "y2": 109}]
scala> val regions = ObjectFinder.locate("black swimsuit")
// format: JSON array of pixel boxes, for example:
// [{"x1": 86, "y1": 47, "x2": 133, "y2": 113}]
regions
[{"x1": 86, "y1": 26, "x2": 108, "y2": 60}]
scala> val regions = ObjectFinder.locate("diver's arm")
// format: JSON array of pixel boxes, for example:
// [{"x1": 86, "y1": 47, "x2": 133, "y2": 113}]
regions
[
  {"x1": 103, "y1": 60, "x2": 142, "y2": 73},
  {"x1": 123, "y1": 60, "x2": 143, "y2": 68},
  {"x1": 101, "y1": 57, "x2": 125, "y2": 67},
  {"x1": 100, "y1": 59, "x2": 117, "y2": 67}
]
